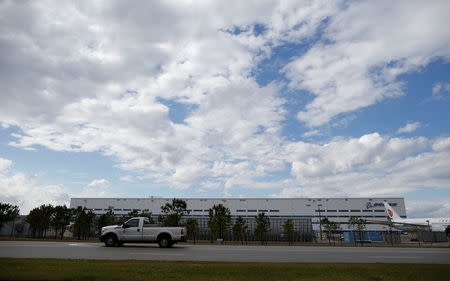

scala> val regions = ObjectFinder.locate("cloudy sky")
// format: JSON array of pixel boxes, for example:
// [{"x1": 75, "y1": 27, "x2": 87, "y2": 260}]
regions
[{"x1": 1, "y1": 0, "x2": 449, "y2": 217}]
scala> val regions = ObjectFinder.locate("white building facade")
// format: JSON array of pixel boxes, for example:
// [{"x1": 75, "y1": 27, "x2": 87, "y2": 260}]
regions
[{"x1": 70, "y1": 197, "x2": 406, "y2": 232}]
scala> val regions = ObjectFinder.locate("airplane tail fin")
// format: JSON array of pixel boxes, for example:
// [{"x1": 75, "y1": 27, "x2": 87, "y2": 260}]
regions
[{"x1": 384, "y1": 202, "x2": 401, "y2": 220}]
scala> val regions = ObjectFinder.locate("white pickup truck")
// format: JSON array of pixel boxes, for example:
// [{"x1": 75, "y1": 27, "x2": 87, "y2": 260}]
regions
[{"x1": 99, "y1": 217, "x2": 186, "y2": 248}]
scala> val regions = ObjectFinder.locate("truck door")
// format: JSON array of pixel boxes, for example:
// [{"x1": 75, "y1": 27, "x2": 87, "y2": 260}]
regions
[{"x1": 121, "y1": 218, "x2": 142, "y2": 241}]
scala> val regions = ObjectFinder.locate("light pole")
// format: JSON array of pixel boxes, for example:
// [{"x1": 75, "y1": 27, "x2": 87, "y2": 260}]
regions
[
  {"x1": 318, "y1": 208, "x2": 323, "y2": 240},
  {"x1": 314, "y1": 200, "x2": 323, "y2": 240}
]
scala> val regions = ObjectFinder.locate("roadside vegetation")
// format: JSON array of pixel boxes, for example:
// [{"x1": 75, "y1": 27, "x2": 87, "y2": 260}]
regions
[
  {"x1": 0, "y1": 203, "x2": 20, "y2": 235},
  {"x1": 0, "y1": 258, "x2": 448, "y2": 281}
]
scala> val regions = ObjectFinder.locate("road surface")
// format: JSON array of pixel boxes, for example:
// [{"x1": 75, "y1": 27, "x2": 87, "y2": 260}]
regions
[{"x1": 1, "y1": 241, "x2": 449, "y2": 264}]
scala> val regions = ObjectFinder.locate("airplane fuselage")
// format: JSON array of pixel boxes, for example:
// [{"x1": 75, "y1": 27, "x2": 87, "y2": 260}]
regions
[{"x1": 393, "y1": 218, "x2": 450, "y2": 232}]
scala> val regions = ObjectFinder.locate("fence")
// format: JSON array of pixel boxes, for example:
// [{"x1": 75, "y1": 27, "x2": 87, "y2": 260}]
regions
[{"x1": 180, "y1": 216, "x2": 315, "y2": 242}]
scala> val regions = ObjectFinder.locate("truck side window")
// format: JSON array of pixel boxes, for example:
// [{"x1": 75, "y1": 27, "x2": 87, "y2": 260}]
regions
[{"x1": 124, "y1": 219, "x2": 139, "y2": 228}]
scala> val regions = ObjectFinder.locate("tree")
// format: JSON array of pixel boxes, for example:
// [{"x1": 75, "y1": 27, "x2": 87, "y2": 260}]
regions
[
  {"x1": 51, "y1": 205, "x2": 72, "y2": 239},
  {"x1": 138, "y1": 209, "x2": 154, "y2": 224},
  {"x1": 0, "y1": 203, "x2": 19, "y2": 234},
  {"x1": 72, "y1": 207, "x2": 96, "y2": 240},
  {"x1": 386, "y1": 217, "x2": 395, "y2": 246},
  {"x1": 348, "y1": 216, "x2": 359, "y2": 246},
  {"x1": 232, "y1": 216, "x2": 248, "y2": 245},
  {"x1": 118, "y1": 209, "x2": 139, "y2": 224},
  {"x1": 25, "y1": 204, "x2": 54, "y2": 238},
  {"x1": 355, "y1": 218, "x2": 366, "y2": 246},
  {"x1": 40, "y1": 204, "x2": 54, "y2": 238},
  {"x1": 96, "y1": 210, "x2": 116, "y2": 233},
  {"x1": 160, "y1": 198, "x2": 188, "y2": 227},
  {"x1": 186, "y1": 218, "x2": 200, "y2": 244},
  {"x1": 26, "y1": 207, "x2": 42, "y2": 238},
  {"x1": 283, "y1": 219, "x2": 295, "y2": 245},
  {"x1": 208, "y1": 204, "x2": 231, "y2": 241},
  {"x1": 322, "y1": 218, "x2": 339, "y2": 245},
  {"x1": 254, "y1": 212, "x2": 270, "y2": 245}
]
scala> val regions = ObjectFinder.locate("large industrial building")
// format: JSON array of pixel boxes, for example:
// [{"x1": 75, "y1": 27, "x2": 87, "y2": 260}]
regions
[{"x1": 70, "y1": 197, "x2": 406, "y2": 241}]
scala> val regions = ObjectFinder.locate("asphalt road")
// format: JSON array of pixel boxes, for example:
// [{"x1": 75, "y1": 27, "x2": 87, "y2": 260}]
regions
[{"x1": 0, "y1": 241, "x2": 449, "y2": 264}]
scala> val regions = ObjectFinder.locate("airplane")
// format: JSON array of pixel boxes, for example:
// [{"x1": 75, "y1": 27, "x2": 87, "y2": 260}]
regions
[{"x1": 383, "y1": 202, "x2": 450, "y2": 232}]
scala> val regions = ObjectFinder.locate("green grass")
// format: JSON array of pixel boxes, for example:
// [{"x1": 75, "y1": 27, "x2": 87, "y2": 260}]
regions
[{"x1": 0, "y1": 259, "x2": 449, "y2": 281}]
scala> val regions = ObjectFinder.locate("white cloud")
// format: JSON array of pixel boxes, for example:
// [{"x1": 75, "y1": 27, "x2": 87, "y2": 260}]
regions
[
  {"x1": 397, "y1": 121, "x2": 421, "y2": 134},
  {"x1": 0, "y1": 1, "x2": 449, "y2": 201},
  {"x1": 0, "y1": 158, "x2": 12, "y2": 173},
  {"x1": 432, "y1": 82, "x2": 450, "y2": 100},
  {"x1": 279, "y1": 132, "x2": 450, "y2": 198},
  {"x1": 119, "y1": 175, "x2": 133, "y2": 182},
  {"x1": 0, "y1": 158, "x2": 69, "y2": 214},
  {"x1": 432, "y1": 137, "x2": 450, "y2": 152},
  {"x1": 302, "y1": 130, "x2": 320, "y2": 138},
  {"x1": 406, "y1": 198, "x2": 450, "y2": 218},
  {"x1": 283, "y1": 0, "x2": 450, "y2": 127},
  {"x1": 76, "y1": 179, "x2": 112, "y2": 198},
  {"x1": 87, "y1": 179, "x2": 110, "y2": 188}
]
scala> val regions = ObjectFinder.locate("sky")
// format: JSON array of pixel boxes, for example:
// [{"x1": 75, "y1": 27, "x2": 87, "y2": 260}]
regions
[{"x1": 0, "y1": 0, "x2": 449, "y2": 217}]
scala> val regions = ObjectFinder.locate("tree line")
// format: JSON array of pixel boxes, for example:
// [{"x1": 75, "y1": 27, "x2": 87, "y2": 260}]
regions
[{"x1": 2, "y1": 200, "x2": 392, "y2": 245}]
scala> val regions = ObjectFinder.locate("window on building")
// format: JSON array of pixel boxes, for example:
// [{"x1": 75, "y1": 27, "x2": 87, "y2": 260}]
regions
[
  {"x1": 315, "y1": 209, "x2": 325, "y2": 212},
  {"x1": 94, "y1": 209, "x2": 102, "y2": 211},
  {"x1": 327, "y1": 210, "x2": 337, "y2": 212},
  {"x1": 258, "y1": 210, "x2": 268, "y2": 212},
  {"x1": 305, "y1": 204, "x2": 311, "y2": 207},
  {"x1": 270, "y1": 210, "x2": 279, "y2": 212},
  {"x1": 237, "y1": 210, "x2": 246, "y2": 212},
  {"x1": 194, "y1": 209, "x2": 202, "y2": 212},
  {"x1": 248, "y1": 210, "x2": 256, "y2": 212},
  {"x1": 363, "y1": 210, "x2": 373, "y2": 212},
  {"x1": 114, "y1": 209, "x2": 122, "y2": 211},
  {"x1": 374, "y1": 210, "x2": 385, "y2": 212},
  {"x1": 350, "y1": 210, "x2": 360, "y2": 212},
  {"x1": 339, "y1": 210, "x2": 349, "y2": 212},
  {"x1": 123, "y1": 209, "x2": 131, "y2": 211}
]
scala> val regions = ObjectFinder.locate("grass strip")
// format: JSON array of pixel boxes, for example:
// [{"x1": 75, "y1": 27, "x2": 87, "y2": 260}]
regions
[{"x1": 0, "y1": 258, "x2": 449, "y2": 281}]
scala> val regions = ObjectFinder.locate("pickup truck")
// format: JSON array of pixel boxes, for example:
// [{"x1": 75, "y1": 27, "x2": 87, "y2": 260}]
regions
[{"x1": 99, "y1": 217, "x2": 186, "y2": 248}]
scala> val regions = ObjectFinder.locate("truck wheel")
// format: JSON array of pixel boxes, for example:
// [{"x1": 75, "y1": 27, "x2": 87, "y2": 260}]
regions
[
  {"x1": 158, "y1": 235, "x2": 171, "y2": 248},
  {"x1": 104, "y1": 234, "x2": 118, "y2": 247}
]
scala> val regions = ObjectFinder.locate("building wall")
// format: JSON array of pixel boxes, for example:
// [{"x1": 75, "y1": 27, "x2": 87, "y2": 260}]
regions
[{"x1": 70, "y1": 197, "x2": 406, "y2": 232}]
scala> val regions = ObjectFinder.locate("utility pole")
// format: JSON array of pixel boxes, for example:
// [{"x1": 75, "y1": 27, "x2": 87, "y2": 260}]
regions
[{"x1": 318, "y1": 208, "x2": 323, "y2": 240}]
